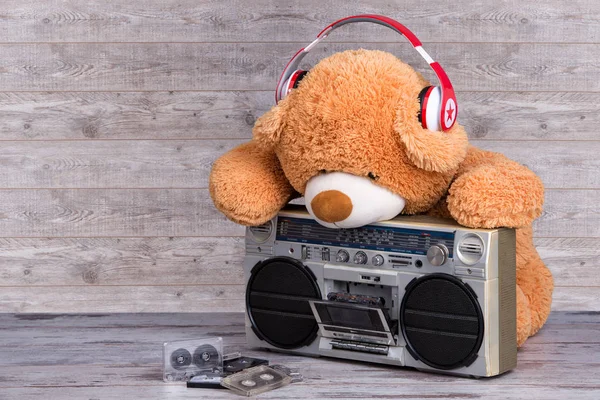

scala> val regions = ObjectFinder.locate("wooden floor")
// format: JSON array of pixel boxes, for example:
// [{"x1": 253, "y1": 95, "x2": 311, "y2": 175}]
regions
[{"x1": 0, "y1": 312, "x2": 597, "y2": 399}]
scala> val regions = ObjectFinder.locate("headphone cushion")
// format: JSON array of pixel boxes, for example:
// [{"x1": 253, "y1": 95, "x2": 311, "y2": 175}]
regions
[
  {"x1": 417, "y1": 86, "x2": 433, "y2": 124},
  {"x1": 292, "y1": 70, "x2": 308, "y2": 89},
  {"x1": 282, "y1": 70, "x2": 308, "y2": 100},
  {"x1": 418, "y1": 86, "x2": 442, "y2": 132}
]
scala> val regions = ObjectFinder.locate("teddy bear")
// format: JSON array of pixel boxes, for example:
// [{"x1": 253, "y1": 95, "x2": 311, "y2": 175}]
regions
[{"x1": 209, "y1": 48, "x2": 553, "y2": 347}]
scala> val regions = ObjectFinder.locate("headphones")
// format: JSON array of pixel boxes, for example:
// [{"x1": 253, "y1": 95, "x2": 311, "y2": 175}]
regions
[{"x1": 275, "y1": 15, "x2": 458, "y2": 132}]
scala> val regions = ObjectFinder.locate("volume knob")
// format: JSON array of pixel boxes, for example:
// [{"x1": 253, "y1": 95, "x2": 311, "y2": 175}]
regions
[
  {"x1": 427, "y1": 244, "x2": 449, "y2": 266},
  {"x1": 336, "y1": 250, "x2": 349, "y2": 263},
  {"x1": 372, "y1": 254, "x2": 385, "y2": 267},
  {"x1": 353, "y1": 251, "x2": 368, "y2": 265}
]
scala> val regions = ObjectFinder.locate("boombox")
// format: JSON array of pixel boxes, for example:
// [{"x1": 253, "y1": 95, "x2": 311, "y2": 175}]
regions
[{"x1": 243, "y1": 205, "x2": 517, "y2": 378}]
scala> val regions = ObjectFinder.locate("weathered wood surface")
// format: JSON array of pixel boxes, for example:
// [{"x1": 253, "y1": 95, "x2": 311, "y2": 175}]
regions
[
  {"x1": 0, "y1": 43, "x2": 597, "y2": 92},
  {"x1": 0, "y1": 92, "x2": 597, "y2": 141},
  {"x1": 535, "y1": 238, "x2": 600, "y2": 287},
  {"x1": 0, "y1": 1, "x2": 597, "y2": 44},
  {"x1": 0, "y1": 312, "x2": 597, "y2": 399},
  {"x1": 2, "y1": 385, "x2": 597, "y2": 400},
  {"x1": 471, "y1": 140, "x2": 600, "y2": 189},
  {"x1": 0, "y1": 139, "x2": 597, "y2": 189},
  {"x1": 0, "y1": 237, "x2": 244, "y2": 286},
  {"x1": 0, "y1": 1, "x2": 596, "y2": 315},
  {"x1": 533, "y1": 190, "x2": 600, "y2": 238},
  {"x1": 0, "y1": 189, "x2": 597, "y2": 238},
  {"x1": 0, "y1": 189, "x2": 243, "y2": 237},
  {"x1": 0, "y1": 286, "x2": 596, "y2": 313},
  {"x1": 0, "y1": 91, "x2": 266, "y2": 140},
  {"x1": 0, "y1": 139, "x2": 244, "y2": 188},
  {"x1": 0, "y1": 285, "x2": 246, "y2": 313},
  {"x1": 0, "y1": 237, "x2": 596, "y2": 287}
]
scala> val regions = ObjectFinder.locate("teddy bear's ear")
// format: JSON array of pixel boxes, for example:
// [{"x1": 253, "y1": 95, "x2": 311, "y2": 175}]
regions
[
  {"x1": 252, "y1": 104, "x2": 286, "y2": 148},
  {"x1": 394, "y1": 95, "x2": 469, "y2": 173}
]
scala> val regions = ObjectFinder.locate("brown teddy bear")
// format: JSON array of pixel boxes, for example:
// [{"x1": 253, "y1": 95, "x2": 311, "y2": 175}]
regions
[{"x1": 209, "y1": 48, "x2": 553, "y2": 347}]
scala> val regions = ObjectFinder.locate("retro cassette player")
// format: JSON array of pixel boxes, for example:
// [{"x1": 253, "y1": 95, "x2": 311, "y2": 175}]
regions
[{"x1": 244, "y1": 205, "x2": 517, "y2": 378}]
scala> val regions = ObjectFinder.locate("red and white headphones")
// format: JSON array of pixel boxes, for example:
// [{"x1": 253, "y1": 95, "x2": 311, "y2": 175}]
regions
[{"x1": 275, "y1": 14, "x2": 458, "y2": 132}]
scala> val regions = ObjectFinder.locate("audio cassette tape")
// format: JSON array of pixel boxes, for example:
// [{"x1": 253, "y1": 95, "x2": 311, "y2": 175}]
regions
[
  {"x1": 223, "y1": 356, "x2": 269, "y2": 375},
  {"x1": 221, "y1": 365, "x2": 292, "y2": 396},
  {"x1": 163, "y1": 337, "x2": 223, "y2": 382}
]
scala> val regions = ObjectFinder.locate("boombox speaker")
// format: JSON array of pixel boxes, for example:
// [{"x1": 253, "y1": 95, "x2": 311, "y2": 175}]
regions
[
  {"x1": 246, "y1": 257, "x2": 321, "y2": 349},
  {"x1": 243, "y1": 205, "x2": 516, "y2": 378}
]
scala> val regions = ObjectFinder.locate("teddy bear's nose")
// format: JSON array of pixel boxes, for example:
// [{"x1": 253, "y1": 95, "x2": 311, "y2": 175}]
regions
[{"x1": 310, "y1": 190, "x2": 353, "y2": 223}]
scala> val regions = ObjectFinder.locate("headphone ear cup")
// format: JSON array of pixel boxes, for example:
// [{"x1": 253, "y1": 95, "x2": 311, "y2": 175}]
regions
[
  {"x1": 418, "y1": 86, "x2": 442, "y2": 132},
  {"x1": 281, "y1": 70, "x2": 308, "y2": 100}
]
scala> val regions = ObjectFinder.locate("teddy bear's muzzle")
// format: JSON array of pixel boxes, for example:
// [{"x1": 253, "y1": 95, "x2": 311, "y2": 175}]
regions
[
  {"x1": 304, "y1": 172, "x2": 406, "y2": 229},
  {"x1": 310, "y1": 190, "x2": 353, "y2": 223}
]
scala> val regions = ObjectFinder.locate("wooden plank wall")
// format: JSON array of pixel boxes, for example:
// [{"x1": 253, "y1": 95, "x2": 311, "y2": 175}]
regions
[{"x1": 0, "y1": 1, "x2": 598, "y2": 312}]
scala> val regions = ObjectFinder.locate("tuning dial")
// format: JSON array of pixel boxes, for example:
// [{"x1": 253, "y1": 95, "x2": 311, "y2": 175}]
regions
[
  {"x1": 336, "y1": 250, "x2": 349, "y2": 263},
  {"x1": 372, "y1": 254, "x2": 385, "y2": 267},
  {"x1": 427, "y1": 244, "x2": 449, "y2": 266},
  {"x1": 353, "y1": 251, "x2": 368, "y2": 265}
]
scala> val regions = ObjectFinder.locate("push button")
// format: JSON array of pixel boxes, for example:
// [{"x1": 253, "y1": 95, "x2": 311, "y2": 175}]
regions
[{"x1": 455, "y1": 266, "x2": 485, "y2": 278}]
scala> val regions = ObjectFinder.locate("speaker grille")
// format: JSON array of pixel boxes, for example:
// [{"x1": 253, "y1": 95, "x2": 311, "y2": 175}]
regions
[
  {"x1": 248, "y1": 221, "x2": 273, "y2": 243},
  {"x1": 246, "y1": 257, "x2": 321, "y2": 349},
  {"x1": 400, "y1": 273, "x2": 484, "y2": 370}
]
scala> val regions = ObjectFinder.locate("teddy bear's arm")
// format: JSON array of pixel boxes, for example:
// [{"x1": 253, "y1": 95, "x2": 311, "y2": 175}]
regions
[
  {"x1": 446, "y1": 146, "x2": 544, "y2": 229},
  {"x1": 209, "y1": 140, "x2": 297, "y2": 226}
]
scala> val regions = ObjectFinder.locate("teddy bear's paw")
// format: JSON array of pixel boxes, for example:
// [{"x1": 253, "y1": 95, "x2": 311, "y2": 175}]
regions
[
  {"x1": 517, "y1": 285, "x2": 533, "y2": 347},
  {"x1": 209, "y1": 141, "x2": 296, "y2": 226},
  {"x1": 447, "y1": 165, "x2": 544, "y2": 229}
]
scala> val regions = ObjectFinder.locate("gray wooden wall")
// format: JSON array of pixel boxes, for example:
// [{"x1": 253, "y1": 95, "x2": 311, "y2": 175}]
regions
[{"x1": 0, "y1": 1, "x2": 598, "y2": 313}]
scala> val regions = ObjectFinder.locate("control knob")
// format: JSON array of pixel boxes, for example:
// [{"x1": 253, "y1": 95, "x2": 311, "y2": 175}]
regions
[
  {"x1": 336, "y1": 250, "x2": 349, "y2": 263},
  {"x1": 372, "y1": 254, "x2": 385, "y2": 267},
  {"x1": 427, "y1": 244, "x2": 449, "y2": 266},
  {"x1": 353, "y1": 251, "x2": 368, "y2": 265}
]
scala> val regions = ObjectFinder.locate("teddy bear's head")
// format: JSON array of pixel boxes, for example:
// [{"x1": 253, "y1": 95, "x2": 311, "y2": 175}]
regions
[{"x1": 251, "y1": 49, "x2": 469, "y2": 228}]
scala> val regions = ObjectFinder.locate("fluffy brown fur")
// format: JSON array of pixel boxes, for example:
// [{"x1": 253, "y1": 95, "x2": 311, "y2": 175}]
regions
[
  {"x1": 209, "y1": 141, "x2": 297, "y2": 226},
  {"x1": 209, "y1": 49, "x2": 553, "y2": 346}
]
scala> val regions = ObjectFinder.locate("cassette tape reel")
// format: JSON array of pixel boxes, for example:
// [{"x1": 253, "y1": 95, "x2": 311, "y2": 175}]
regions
[
  {"x1": 163, "y1": 337, "x2": 223, "y2": 382},
  {"x1": 193, "y1": 344, "x2": 222, "y2": 371}
]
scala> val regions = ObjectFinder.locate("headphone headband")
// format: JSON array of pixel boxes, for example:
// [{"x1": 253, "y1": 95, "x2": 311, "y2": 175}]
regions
[{"x1": 275, "y1": 14, "x2": 458, "y2": 131}]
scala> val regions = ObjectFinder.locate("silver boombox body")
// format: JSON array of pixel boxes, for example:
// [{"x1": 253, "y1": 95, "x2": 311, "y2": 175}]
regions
[{"x1": 243, "y1": 205, "x2": 516, "y2": 378}]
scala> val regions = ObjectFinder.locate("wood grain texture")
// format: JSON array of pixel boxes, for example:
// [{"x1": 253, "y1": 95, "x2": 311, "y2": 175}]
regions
[
  {"x1": 0, "y1": 139, "x2": 244, "y2": 188},
  {"x1": 0, "y1": 2, "x2": 596, "y2": 315},
  {"x1": 0, "y1": 311, "x2": 594, "y2": 344},
  {"x1": 535, "y1": 238, "x2": 600, "y2": 287},
  {"x1": 470, "y1": 140, "x2": 600, "y2": 189},
  {"x1": 0, "y1": 189, "x2": 244, "y2": 237},
  {"x1": 0, "y1": 285, "x2": 246, "y2": 313},
  {"x1": 0, "y1": 189, "x2": 595, "y2": 238},
  {"x1": 533, "y1": 190, "x2": 600, "y2": 238},
  {"x1": 0, "y1": 43, "x2": 597, "y2": 92},
  {"x1": 0, "y1": 286, "x2": 596, "y2": 313},
  {"x1": 0, "y1": 1, "x2": 597, "y2": 44},
  {"x1": 459, "y1": 92, "x2": 599, "y2": 140},
  {"x1": 0, "y1": 139, "x2": 597, "y2": 189},
  {"x1": 0, "y1": 91, "x2": 266, "y2": 140},
  {"x1": 0, "y1": 312, "x2": 598, "y2": 399},
  {"x1": 0, "y1": 237, "x2": 597, "y2": 288},
  {"x1": 0, "y1": 189, "x2": 600, "y2": 237},
  {"x1": 0, "y1": 237, "x2": 244, "y2": 286},
  {"x1": 3, "y1": 385, "x2": 598, "y2": 400},
  {"x1": 552, "y1": 288, "x2": 600, "y2": 311},
  {"x1": 0, "y1": 92, "x2": 597, "y2": 141}
]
